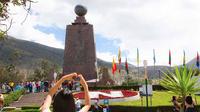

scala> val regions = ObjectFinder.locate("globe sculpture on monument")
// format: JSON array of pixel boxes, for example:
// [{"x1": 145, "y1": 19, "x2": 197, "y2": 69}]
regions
[{"x1": 63, "y1": 5, "x2": 97, "y2": 83}]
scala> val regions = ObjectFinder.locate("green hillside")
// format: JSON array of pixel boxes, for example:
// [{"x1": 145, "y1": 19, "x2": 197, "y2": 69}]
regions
[{"x1": 0, "y1": 36, "x2": 63, "y2": 69}]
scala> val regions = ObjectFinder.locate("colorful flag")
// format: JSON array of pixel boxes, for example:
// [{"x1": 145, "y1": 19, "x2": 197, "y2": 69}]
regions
[
  {"x1": 118, "y1": 47, "x2": 121, "y2": 73},
  {"x1": 112, "y1": 57, "x2": 117, "y2": 75},
  {"x1": 169, "y1": 50, "x2": 171, "y2": 66},
  {"x1": 183, "y1": 50, "x2": 186, "y2": 66},
  {"x1": 125, "y1": 58, "x2": 129, "y2": 74},
  {"x1": 197, "y1": 52, "x2": 199, "y2": 68},
  {"x1": 153, "y1": 49, "x2": 156, "y2": 65},
  {"x1": 137, "y1": 48, "x2": 139, "y2": 66}
]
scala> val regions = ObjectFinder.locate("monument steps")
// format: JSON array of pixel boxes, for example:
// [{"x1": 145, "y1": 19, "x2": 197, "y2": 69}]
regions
[{"x1": 9, "y1": 92, "x2": 48, "y2": 108}]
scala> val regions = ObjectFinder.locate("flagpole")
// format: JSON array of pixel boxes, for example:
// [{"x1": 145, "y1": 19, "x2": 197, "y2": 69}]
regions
[
  {"x1": 137, "y1": 48, "x2": 140, "y2": 81},
  {"x1": 126, "y1": 57, "x2": 129, "y2": 86},
  {"x1": 154, "y1": 63, "x2": 155, "y2": 80},
  {"x1": 158, "y1": 70, "x2": 161, "y2": 83},
  {"x1": 153, "y1": 49, "x2": 156, "y2": 81},
  {"x1": 144, "y1": 60, "x2": 149, "y2": 112},
  {"x1": 198, "y1": 52, "x2": 199, "y2": 70},
  {"x1": 138, "y1": 63, "x2": 139, "y2": 81},
  {"x1": 169, "y1": 50, "x2": 172, "y2": 71}
]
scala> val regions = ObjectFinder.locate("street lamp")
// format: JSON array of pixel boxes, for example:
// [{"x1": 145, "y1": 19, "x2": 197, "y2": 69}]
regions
[{"x1": 143, "y1": 60, "x2": 148, "y2": 112}]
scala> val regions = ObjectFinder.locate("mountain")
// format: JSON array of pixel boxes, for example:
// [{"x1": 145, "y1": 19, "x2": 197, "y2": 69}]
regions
[
  {"x1": 186, "y1": 58, "x2": 198, "y2": 68},
  {"x1": 0, "y1": 36, "x2": 122, "y2": 70},
  {"x1": 0, "y1": 36, "x2": 63, "y2": 69},
  {"x1": 0, "y1": 36, "x2": 173, "y2": 79}
]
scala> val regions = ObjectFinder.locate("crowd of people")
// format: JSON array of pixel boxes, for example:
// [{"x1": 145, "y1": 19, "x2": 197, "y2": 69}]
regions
[
  {"x1": 0, "y1": 81, "x2": 56, "y2": 94},
  {"x1": 0, "y1": 80, "x2": 56, "y2": 110}
]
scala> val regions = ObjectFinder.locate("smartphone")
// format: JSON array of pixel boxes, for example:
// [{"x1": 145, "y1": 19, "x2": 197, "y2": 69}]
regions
[{"x1": 73, "y1": 81, "x2": 81, "y2": 92}]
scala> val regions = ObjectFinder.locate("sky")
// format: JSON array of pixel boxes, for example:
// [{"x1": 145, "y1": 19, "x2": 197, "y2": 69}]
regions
[{"x1": 4, "y1": 0, "x2": 200, "y2": 66}]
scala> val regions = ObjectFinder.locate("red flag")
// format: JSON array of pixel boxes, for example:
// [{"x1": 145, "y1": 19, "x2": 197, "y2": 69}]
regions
[
  {"x1": 197, "y1": 52, "x2": 199, "y2": 68},
  {"x1": 112, "y1": 57, "x2": 117, "y2": 75},
  {"x1": 125, "y1": 58, "x2": 129, "y2": 74},
  {"x1": 118, "y1": 48, "x2": 121, "y2": 73},
  {"x1": 169, "y1": 50, "x2": 171, "y2": 66}
]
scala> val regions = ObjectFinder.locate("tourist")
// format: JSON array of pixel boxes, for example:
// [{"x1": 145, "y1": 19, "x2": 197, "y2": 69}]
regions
[
  {"x1": 103, "y1": 105, "x2": 110, "y2": 112},
  {"x1": 67, "y1": 80, "x2": 73, "y2": 90},
  {"x1": 38, "y1": 81, "x2": 41, "y2": 92},
  {"x1": 185, "y1": 96, "x2": 196, "y2": 112},
  {"x1": 40, "y1": 81, "x2": 44, "y2": 92},
  {"x1": 36, "y1": 81, "x2": 39, "y2": 93},
  {"x1": 75, "y1": 98, "x2": 82, "y2": 111},
  {"x1": 5, "y1": 84, "x2": 11, "y2": 93},
  {"x1": 28, "y1": 82, "x2": 33, "y2": 93},
  {"x1": 1, "y1": 84, "x2": 6, "y2": 94},
  {"x1": 9, "y1": 81, "x2": 14, "y2": 91},
  {"x1": 40, "y1": 73, "x2": 91, "y2": 112},
  {"x1": 0, "y1": 94, "x2": 4, "y2": 109},
  {"x1": 50, "y1": 81, "x2": 55, "y2": 88},
  {"x1": 25, "y1": 82, "x2": 29, "y2": 93},
  {"x1": 14, "y1": 83, "x2": 22, "y2": 91},
  {"x1": 32, "y1": 81, "x2": 36, "y2": 93},
  {"x1": 44, "y1": 81, "x2": 49, "y2": 92},
  {"x1": 94, "y1": 99, "x2": 101, "y2": 112},
  {"x1": 171, "y1": 96, "x2": 180, "y2": 112}
]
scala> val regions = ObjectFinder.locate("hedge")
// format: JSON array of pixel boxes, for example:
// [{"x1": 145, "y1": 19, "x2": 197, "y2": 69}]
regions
[
  {"x1": 93, "y1": 105, "x2": 200, "y2": 112},
  {"x1": 14, "y1": 105, "x2": 200, "y2": 112},
  {"x1": 10, "y1": 109, "x2": 39, "y2": 112},
  {"x1": 21, "y1": 106, "x2": 40, "y2": 110},
  {"x1": 89, "y1": 85, "x2": 166, "y2": 91},
  {"x1": 4, "y1": 89, "x2": 25, "y2": 106}
]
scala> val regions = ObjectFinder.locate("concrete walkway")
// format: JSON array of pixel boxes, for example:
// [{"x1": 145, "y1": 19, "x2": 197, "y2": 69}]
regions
[{"x1": 9, "y1": 92, "x2": 48, "y2": 108}]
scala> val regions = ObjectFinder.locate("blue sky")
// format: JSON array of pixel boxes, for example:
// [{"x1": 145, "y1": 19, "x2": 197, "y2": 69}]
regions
[
  {"x1": 34, "y1": 25, "x2": 120, "y2": 56},
  {"x1": 7, "y1": 0, "x2": 200, "y2": 66},
  {"x1": 34, "y1": 25, "x2": 66, "y2": 42}
]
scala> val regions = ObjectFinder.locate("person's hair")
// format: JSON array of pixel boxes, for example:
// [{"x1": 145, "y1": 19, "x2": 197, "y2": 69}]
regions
[
  {"x1": 172, "y1": 96, "x2": 176, "y2": 101},
  {"x1": 52, "y1": 90, "x2": 75, "y2": 112},
  {"x1": 185, "y1": 96, "x2": 193, "y2": 105}
]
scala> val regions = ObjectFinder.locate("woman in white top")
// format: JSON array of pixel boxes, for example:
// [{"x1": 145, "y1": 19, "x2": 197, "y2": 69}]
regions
[{"x1": 40, "y1": 73, "x2": 91, "y2": 112}]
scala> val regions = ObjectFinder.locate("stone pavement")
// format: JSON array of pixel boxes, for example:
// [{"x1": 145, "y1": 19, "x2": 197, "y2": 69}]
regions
[{"x1": 9, "y1": 92, "x2": 48, "y2": 108}]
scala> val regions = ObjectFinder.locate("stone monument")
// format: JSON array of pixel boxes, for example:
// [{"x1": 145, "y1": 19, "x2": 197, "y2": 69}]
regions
[
  {"x1": 98, "y1": 67, "x2": 115, "y2": 86},
  {"x1": 63, "y1": 5, "x2": 97, "y2": 81}
]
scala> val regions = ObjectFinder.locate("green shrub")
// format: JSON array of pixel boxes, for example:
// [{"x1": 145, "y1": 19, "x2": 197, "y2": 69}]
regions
[
  {"x1": 21, "y1": 106, "x2": 40, "y2": 110},
  {"x1": 4, "y1": 89, "x2": 25, "y2": 106},
  {"x1": 10, "y1": 109, "x2": 39, "y2": 112}
]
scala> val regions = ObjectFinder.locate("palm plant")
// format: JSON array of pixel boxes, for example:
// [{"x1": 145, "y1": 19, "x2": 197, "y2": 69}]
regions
[{"x1": 160, "y1": 66, "x2": 200, "y2": 111}]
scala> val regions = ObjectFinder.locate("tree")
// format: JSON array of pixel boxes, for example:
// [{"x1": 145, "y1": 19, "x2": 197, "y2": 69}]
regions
[
  {"x1": 29, "y1": 59, "x2": 56, "y2": 81},
  {"x1": 0, "y1": 0, "x2": 34, "y2": 39},
  {"x1": 0, "y1": 49, "x2": 24, "y2": 83},
  {"x1": 160, "y1": 66, "x2": 200, "y2": 112},
  {"x1": 0, "y1": 64, "x2": 23, "y2": 83}
]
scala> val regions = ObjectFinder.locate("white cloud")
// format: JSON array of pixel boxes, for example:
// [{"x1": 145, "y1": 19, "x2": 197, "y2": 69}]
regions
[
  {"x1": 97, "y1": 52, "x2": 116, "y2": 62},
  {"x1": 7, "y1": 2, "x2": 65, "y2": 49},
  {"x1": 7, "y1": 0, "x2": 200, "y2": 66}
]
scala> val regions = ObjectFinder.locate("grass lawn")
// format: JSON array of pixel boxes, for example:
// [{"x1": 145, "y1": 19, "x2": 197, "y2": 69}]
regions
[
  {"x1": 2, "y1": 94, "x2": 8, "y2": 98},
  {"x1": 110, "y1": 91, "x2": 200, "y2": 106}
]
